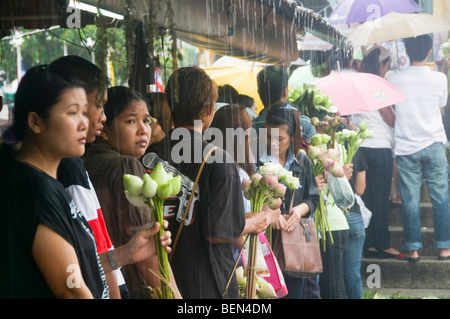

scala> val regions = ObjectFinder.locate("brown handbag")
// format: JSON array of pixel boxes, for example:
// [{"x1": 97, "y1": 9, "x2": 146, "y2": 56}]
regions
[{"x1": 273, "y1": 192, "x2": 323, "y2": 278}]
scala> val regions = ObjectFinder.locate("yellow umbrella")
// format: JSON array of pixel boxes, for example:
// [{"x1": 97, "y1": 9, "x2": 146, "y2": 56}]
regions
[{"x1": 204, "y1": 58, "x2": 267, "y2": 114}]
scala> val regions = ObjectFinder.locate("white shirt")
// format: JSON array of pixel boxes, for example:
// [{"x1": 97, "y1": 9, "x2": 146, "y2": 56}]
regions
[
  {"x1": 388, "y1": 66, "x2": 448, "y2": 155},
  {"x1": 351, "y1": 110, "x2": 394, "y2": 149}
]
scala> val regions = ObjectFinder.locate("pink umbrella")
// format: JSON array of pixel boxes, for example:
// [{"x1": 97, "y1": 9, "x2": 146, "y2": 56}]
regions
[
  {"x1": 312, "y1": 72, "x2": 405, "y2": 116},
  {"x1": 328, "y1": 0, "x2": 420, "y2": 25}
]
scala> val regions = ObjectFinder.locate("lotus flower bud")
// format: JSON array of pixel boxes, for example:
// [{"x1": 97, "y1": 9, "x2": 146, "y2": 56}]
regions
[
  {"x1": 257, "y1": 277, "x2": 277, "y2": 299},
  {"x1": 150, "y1": 163, "x2": 169, "y2": 185},
  {"x1": 360, "y1": 129, "x2": 374, "y2": 139},
  {"x1": 156, "y1": 183, "x2": 172, "y2": 200},
  {"x1": 323, "y1": 157, "x2": 335, "y2": 171},
  {"x1": 236, "y1": 266, "x2": 246, "y2": 287},
  {"x1": 358, "y1": 121, "x2": 368, "y2": 131},
  {"x1": 310, "y1": 117, "x2": 319, "y2": 126},
  {"x1": 274, "y1": 183, "x2": 287, "y2": 198},
  {"x1": 310, "y1": 134, "x2": 322, "y2": 146},
  {"x1": 250, "y1": 173, "x2": 262, "y2": 188},
  {"x1": 168, "y1": 175, "x2": 182, "y2": 197},
  {"x1": 268, "y1": 196, "x2": 282, "y2": 210},
  {"x1": 142, "y1": 174, "x2": 158, "y2": 198},
  {"x1": 125, "y1": 193, "x2": 147, "y2": 207},
  {"x1": 327, "y1": 148, "x2": 341, "y2": 162},
  {"x1": 261, "y1": 174, "x2": 278, "y2": 188},
  {"x1": 314, "y1": 94, "x2": 323, "y2": 104},
  {"x1": 315, "y1": 150, "x2": 326, "y2": 162},
  {"x1": 331, "y1": 165, "x2": 345, "y2": 178},
  {"x1": 123, "y1": 174, "x2": 143, "y2": 196},
  {"x1": 307, "y1": 145, "x2": 321, "y2": 160},
  {"x1": 349, "y1": 130, "x2": 358, "y2": 141},
  {"x1": 242, "y1": 179, "x2": 252, "y2": 193},
  {"x1": 321, "y1": 134, "x2": 331, "y2": 145}
]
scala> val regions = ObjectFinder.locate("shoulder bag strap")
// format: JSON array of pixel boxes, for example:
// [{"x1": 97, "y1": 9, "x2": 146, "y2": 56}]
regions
[{"x1": 169, "y1": 146, "x2": 218, "y2": 262}]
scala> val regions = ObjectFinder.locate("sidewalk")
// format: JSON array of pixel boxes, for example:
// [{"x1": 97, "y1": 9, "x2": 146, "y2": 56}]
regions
[{"x1": 365, "y1": 288, "x2": 450, "y2": 299}]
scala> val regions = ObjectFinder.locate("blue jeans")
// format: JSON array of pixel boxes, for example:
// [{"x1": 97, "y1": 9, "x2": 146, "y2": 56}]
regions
[
  {"x1": 396, "y1": 142, "x2": 450, "y2": 251},
  {"x1": 343, "y1": 212, "x2": 366, "y2": 299}
]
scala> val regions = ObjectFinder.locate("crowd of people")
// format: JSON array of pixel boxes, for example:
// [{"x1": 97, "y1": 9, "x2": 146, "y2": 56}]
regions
[{"x1": 1, "y1": 33, "x2": 449, "y2": 300}]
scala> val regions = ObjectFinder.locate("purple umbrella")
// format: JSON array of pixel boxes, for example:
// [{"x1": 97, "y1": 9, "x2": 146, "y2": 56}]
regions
[{"x1": 328, "y1": 0, "x2": 420, "y2": 25}]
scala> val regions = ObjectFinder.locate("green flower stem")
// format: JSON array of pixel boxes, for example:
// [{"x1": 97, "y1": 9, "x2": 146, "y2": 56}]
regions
[
  {"x1": 315, "y1": 190, "x2": 333, "y2": 251},
  {"x1": 149, "y1": 198, "x2": 173, "y2": 299},
  {"x1": 245, "y1": 185, "x2": 273, "y2": 299},
  {"x1": 245, "y1": 233, "x2": 258, "y2": 299}
]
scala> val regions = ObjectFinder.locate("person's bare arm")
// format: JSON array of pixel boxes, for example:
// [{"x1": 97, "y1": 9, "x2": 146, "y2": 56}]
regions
[
  {"x1": 354, "y1": 171, "x2": 366, "y2": 196},
  {"x1": 379, "y1": 106, "x2": 395, "y2": 127},
  {"x1": 33, "y1": 224, "x2": 93, "y2": 299}
]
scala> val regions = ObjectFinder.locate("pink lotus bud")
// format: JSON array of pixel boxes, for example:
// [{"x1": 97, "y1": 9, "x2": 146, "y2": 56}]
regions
[
  {"x1": 268, "y1": 197, "x2": 282, "y2": 210},
  {"x1": 323, "y1": 158, "x2": 335, "y2": 171},
  {"x1": 331, "y1": 165, "x2": 345, "y2": 178},
  {"x1": 274, "y1": 183, "x2": 287, "y2": 198},
  {"x1": 261, "y1": 174, "x2": 278, "y2": 188},
  {"x1": 242, "y1": 179, "x2": 252, "y2": 193},
  {"x1": 250, "y1": 173, "x2": 262, "y2": 188}
]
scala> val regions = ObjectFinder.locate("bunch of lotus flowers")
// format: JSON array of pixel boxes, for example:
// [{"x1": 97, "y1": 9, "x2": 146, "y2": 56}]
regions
[
  {"x1": 306, "y1": 133, "x2": 345, "y2": 179},
  {"x1": 242, "y1": 162, "x2": 300, "y2": 213},
  {"x1": 310, "y1": 114, "x2": 355, "y2": 148},
  {"x1": 241, "y1": 162, "x2": 300, "y2": 299},
  {"x1": 335, "y1": 121, "x2": 374, "y2": 164},
  {"x1": 123, "y1": 163, "x2": 181, "y2": 299},
  {"x1": 303, "y1": 132, "x2": 350, "y2": 249}
]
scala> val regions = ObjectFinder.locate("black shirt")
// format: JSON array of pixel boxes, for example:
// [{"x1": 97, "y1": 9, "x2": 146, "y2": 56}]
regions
[
  {"x1": 0, "y1": 161, "x2": 109, "y2": 299},
  {"x1": 349, "y1": 150, "x2": 369, "y2": 214},
  {"x1": 152, "y1": 129, "x2": 246, "y2": 299}
]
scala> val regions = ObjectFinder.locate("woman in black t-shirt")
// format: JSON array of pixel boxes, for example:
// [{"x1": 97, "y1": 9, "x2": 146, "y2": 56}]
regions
[{"x1": 0, "y1": 66, "x2": 170, "y2": 299}]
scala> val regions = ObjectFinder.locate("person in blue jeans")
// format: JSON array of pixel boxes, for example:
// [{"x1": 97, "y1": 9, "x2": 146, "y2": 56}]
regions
[
  {"x1": 396, "y1": 143, "x2": 450, "y2": 260},
  {"x1": 343, "y1": 150, "x2": 368, "y2": 299},
  {"x1": 388, "y1": 35, "x2": 450, "y2": 261}
]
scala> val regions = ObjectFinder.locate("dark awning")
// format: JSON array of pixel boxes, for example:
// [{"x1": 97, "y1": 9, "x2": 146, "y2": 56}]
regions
[{"x1": 1, "y1": 0, "x2": 351, "y2": 63}]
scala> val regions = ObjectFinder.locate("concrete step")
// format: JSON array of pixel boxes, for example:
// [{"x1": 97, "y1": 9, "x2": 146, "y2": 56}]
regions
[
  {"x1": 388, "y1": 202, "x2": 435, "y2": 227},
  {"x1": 363, "y1": 181, "x2": 450, "y2": 293},
  {"x1": 361, "y1": 256, "x2": 450, "y2": 289},
  {"x1": 388, "y1": 225, "x2": 439, "y2": 256}
]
